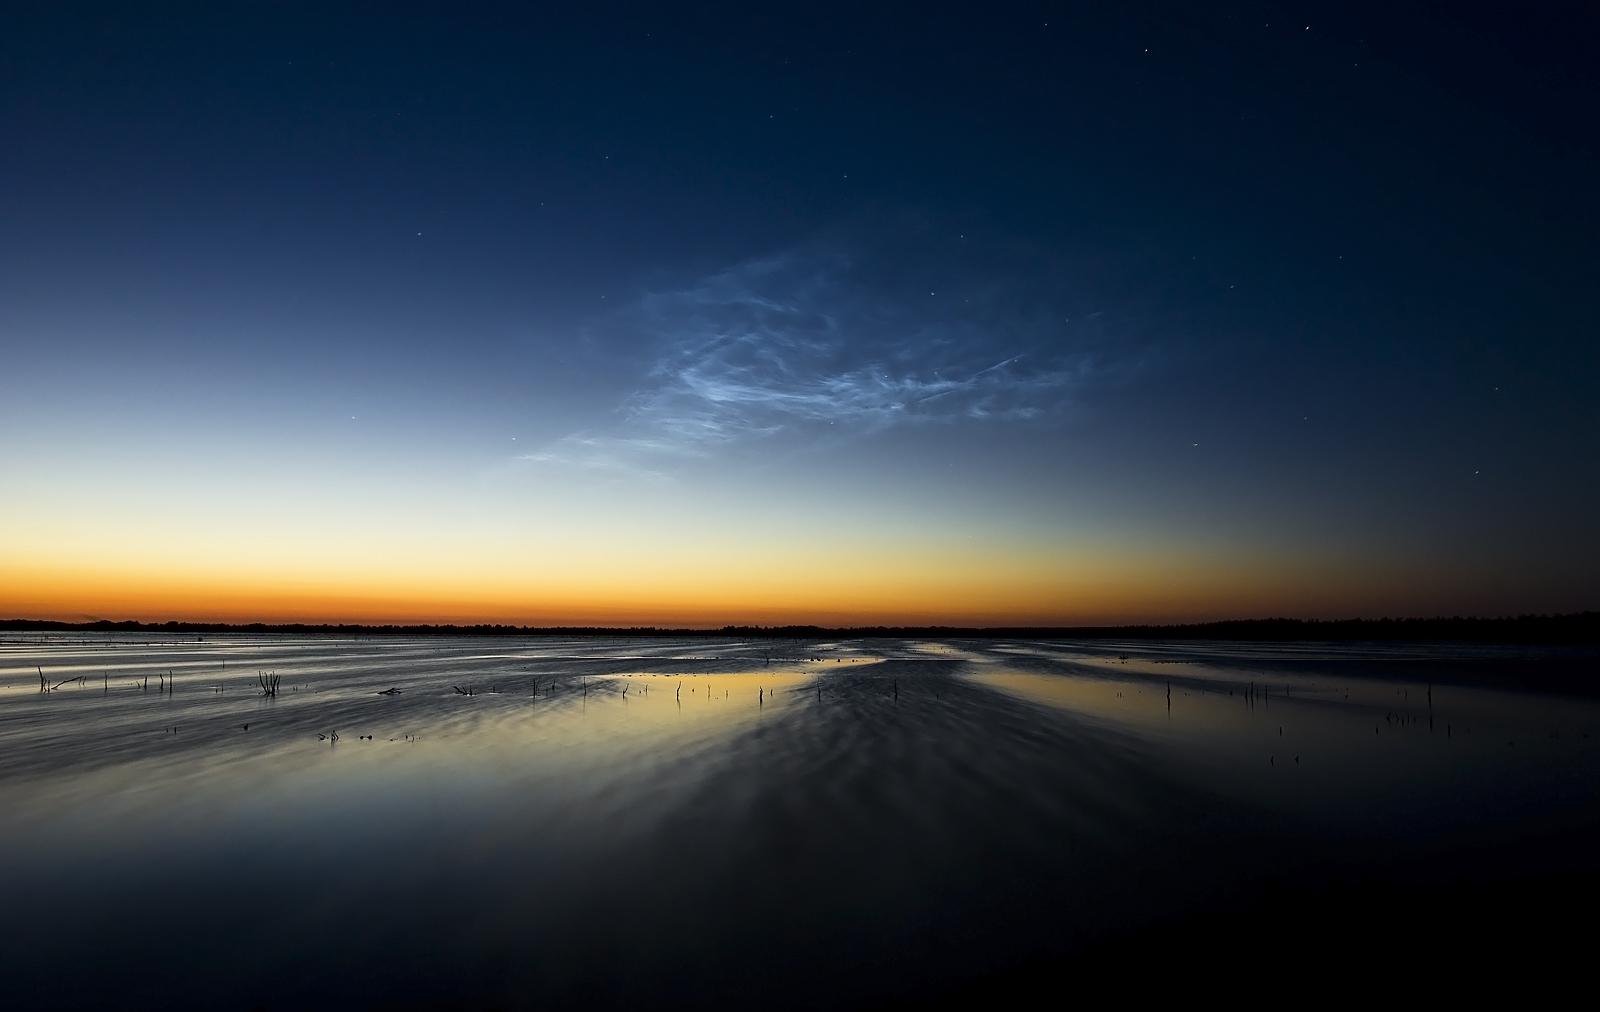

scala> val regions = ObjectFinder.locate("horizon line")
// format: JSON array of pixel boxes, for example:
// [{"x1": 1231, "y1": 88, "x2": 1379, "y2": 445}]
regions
[{"x1": 3, "y1": 612, "x2": 1596, "y2": 644}]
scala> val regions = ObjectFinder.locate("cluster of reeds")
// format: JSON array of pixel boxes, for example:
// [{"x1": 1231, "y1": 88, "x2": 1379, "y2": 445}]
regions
[
  {"x1": 39, "y1": 666, "x2": 89, "y2": 692},
  {"x1": 258, "y1": 670, "x2": 281, "y2": 697}
]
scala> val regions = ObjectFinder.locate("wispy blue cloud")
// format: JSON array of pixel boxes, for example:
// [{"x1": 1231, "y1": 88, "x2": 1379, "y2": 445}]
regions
[{"x1": 526, "y1": 243, "x2": 1144, "y2": 472}]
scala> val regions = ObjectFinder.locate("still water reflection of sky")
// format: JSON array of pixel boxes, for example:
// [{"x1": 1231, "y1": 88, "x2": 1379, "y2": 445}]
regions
[
  {"x1": 973, "y1": 643, "x2": 1600, "y2": 838},
  {"x1": 1, "y1": 634, "x2": 1596, "y2": 1010}
]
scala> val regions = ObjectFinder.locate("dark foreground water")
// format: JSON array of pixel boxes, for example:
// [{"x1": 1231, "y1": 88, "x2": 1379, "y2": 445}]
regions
[{"x1": 2, "y1": 635, "x2": 1598, "y2": 1010}]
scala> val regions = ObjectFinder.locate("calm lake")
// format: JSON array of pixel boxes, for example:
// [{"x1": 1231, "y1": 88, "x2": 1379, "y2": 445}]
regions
[{"x1": 3, "y1": 634, "x2": 1598, "y2": 1009}]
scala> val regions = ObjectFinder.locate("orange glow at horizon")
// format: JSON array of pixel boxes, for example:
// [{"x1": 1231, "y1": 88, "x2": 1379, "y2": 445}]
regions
[{"x1": 1, "y1": 542, "x2": 1446, "y2": 628}]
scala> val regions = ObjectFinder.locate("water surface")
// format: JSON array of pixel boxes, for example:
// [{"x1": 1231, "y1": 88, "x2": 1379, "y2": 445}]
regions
[{"x1": 2, "y1": 634, "x2": 1597, "y2": 1009}]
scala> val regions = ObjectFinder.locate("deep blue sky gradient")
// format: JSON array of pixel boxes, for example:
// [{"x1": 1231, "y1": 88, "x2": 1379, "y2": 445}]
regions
[{"x1": 3, "y1": 2, "x2": 1597, "y2": 621}]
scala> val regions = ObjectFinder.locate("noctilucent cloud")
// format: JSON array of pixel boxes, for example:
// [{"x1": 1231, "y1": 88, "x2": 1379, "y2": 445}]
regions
[{"x1": 2, "y1": 4, "x2": 1596, "y2": 625}]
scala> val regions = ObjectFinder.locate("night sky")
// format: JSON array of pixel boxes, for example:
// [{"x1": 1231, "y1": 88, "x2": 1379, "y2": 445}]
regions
[{"x1": 3, "y1": 2, "x2": 1597, "y2": 625}]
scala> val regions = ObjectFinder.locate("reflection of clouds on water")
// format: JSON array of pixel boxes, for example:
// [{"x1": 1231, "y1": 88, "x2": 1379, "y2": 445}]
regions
[{"x1": 525, "y1": 244, "x2": 1144, "y2": 473}]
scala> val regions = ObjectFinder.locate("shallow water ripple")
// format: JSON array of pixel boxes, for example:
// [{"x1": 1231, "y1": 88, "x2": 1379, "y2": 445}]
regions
[{"x1": 1, "y1": 634, "x2": 1596, "y2": 1010}]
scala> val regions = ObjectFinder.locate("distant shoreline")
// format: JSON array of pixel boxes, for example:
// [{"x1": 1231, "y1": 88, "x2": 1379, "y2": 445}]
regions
[{"x1": 3, "y1": 612, "x2": 1596, "y2": 644}]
